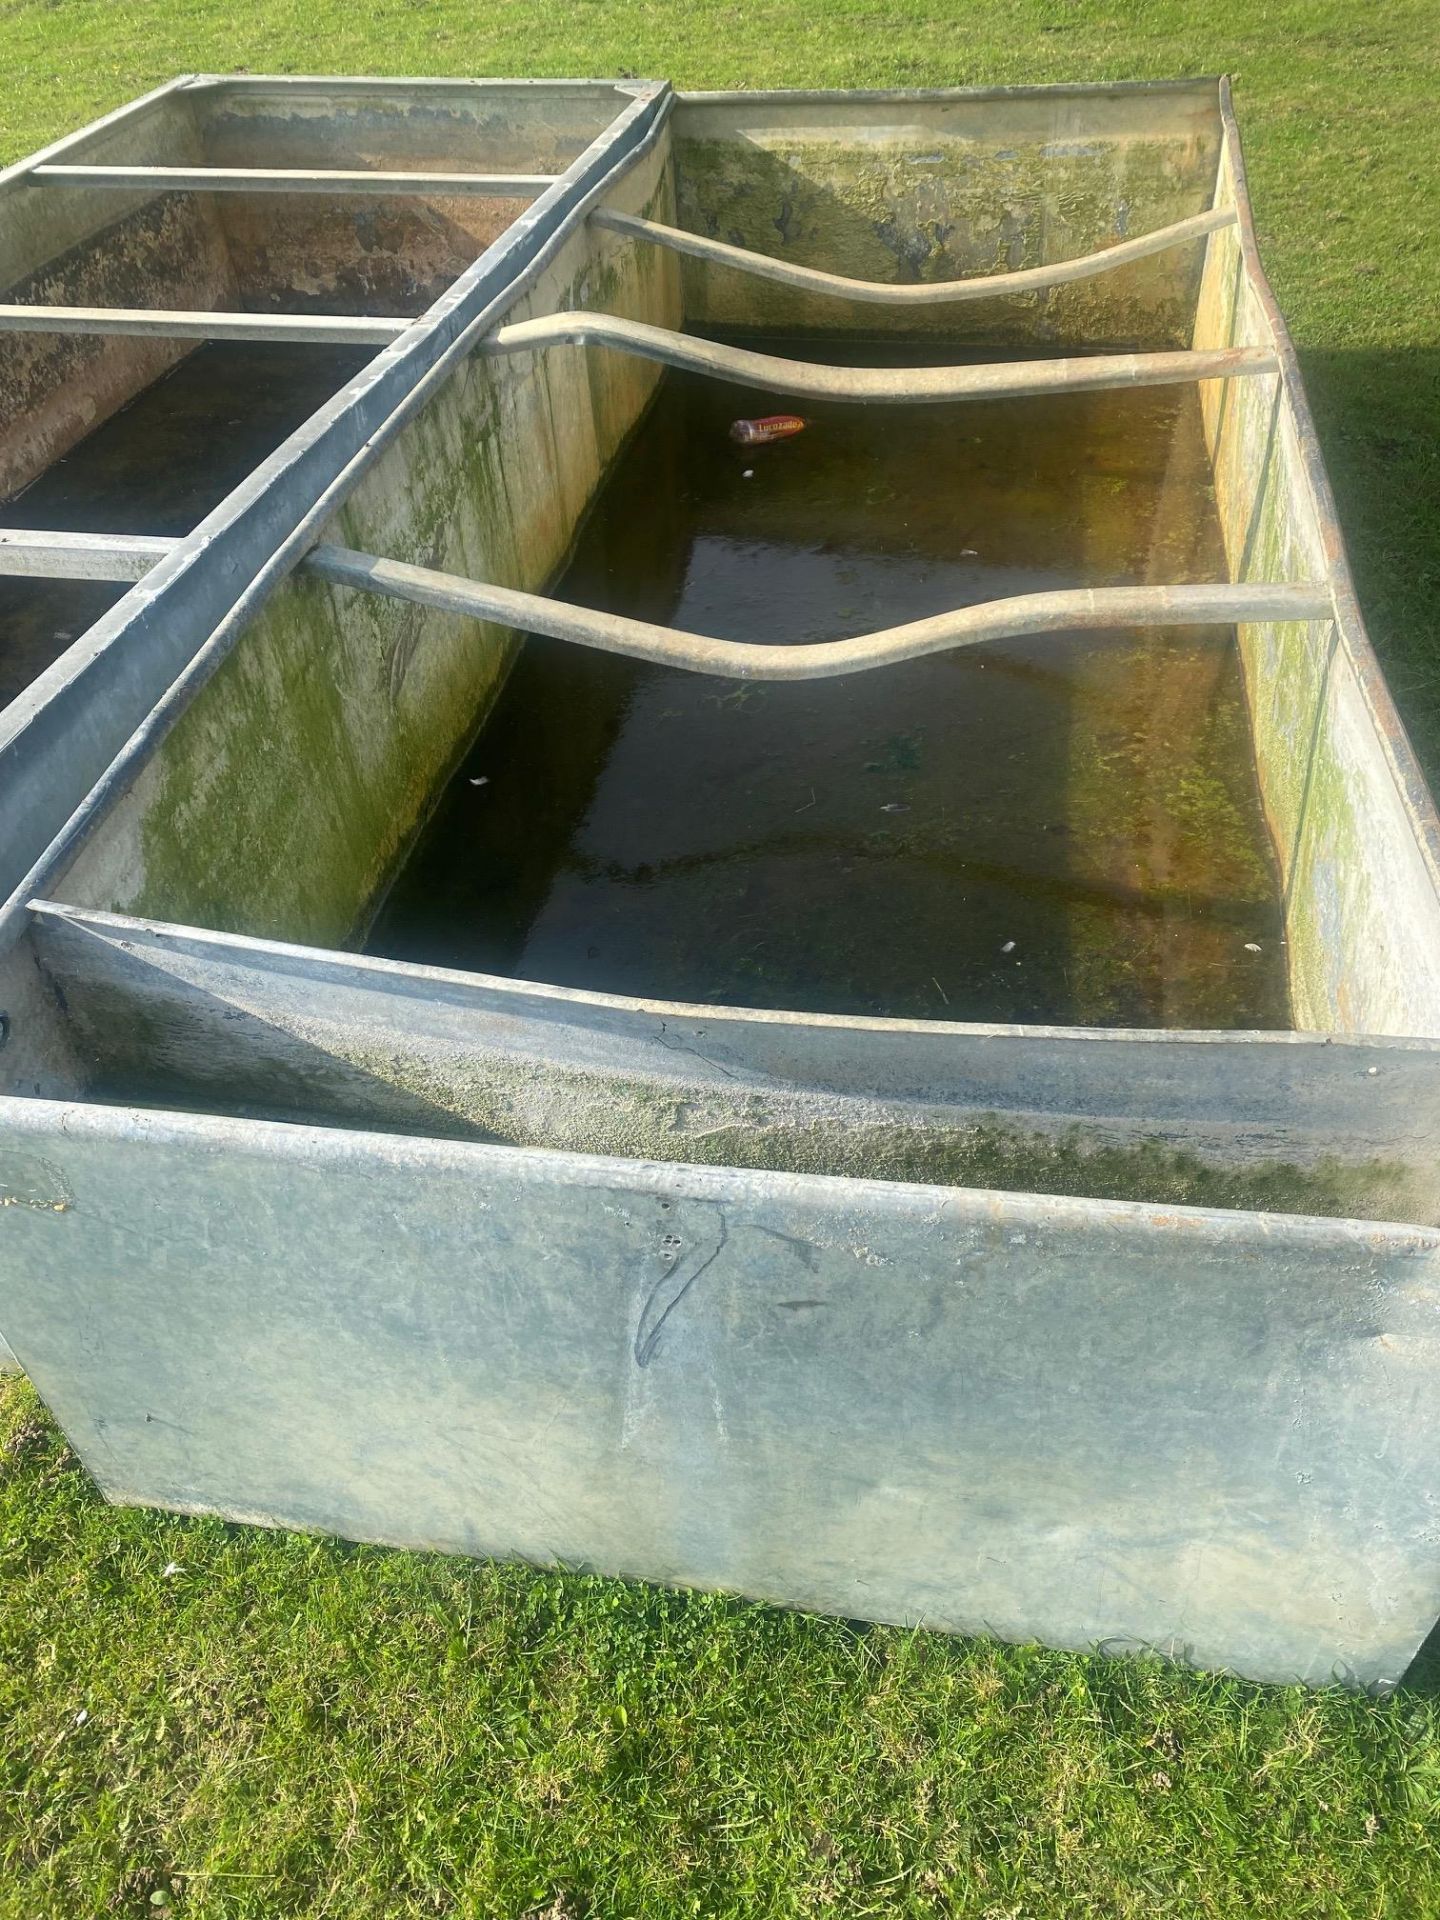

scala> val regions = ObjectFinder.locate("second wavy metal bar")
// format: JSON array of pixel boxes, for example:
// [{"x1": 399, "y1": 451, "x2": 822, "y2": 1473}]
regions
[
  {"x1": 0, "y1": 306, "x2": 1275, "y2": 399},
  {"x1": 482, "y1": 313, "x2": 1278, "y2": 401},
  {"x1": 593, "y1": 204, "x2": 1238, "y2": 305},
  {"x1": 0, "y1": 304, "x2": 406, "y2": 345}
]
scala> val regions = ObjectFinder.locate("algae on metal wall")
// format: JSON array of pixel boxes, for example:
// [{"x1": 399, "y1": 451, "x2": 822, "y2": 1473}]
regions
[
  {"x1": 129, "y1": 569, "x2": 516, "y2": 947},
  {"x1": 1193, "y1": 202, "x2": 1440, "y2": 1040},
  {"x1": 1197, "y1": 225, "x2": 1381, "y2": 1034},
  {"x1": 87, "y1": 1013, "x2": 1430, "y2": 1225},
  {"x1": 72, "y1": 194, "x2": 679, "y2": 948},
  {"x1": 674, "y1": 134, "x2": 1217, "y2": 344}
]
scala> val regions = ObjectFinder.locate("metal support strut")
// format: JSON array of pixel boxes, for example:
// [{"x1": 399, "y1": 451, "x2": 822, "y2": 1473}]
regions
[
  {"x1": 28, "y1": 164, "x2": 557, "y2": 196},
  {"x1": 303, "y1": 545, "x2": 1331, "y2": 681},
  {"x1": 591, "y1": 204, "x2": 1238, "y2": 306},
  {"x1": 0, "y1": 530, "x2": 1332, "y2": 681},
  {"x1": 480, "y1": 314, "x2": 1278, "y2": 402},
  {"x1": 0, "y1": 305, "x2": 405, "y2": 346},
  {"x1": 0, "y1": 304, "x2": 1277, "y2": 402}
]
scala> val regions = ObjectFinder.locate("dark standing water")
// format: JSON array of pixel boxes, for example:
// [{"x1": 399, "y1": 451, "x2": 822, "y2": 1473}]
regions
[
  {"x1": 368, "y1": 341, "x2": 1290, "y2": 1028},
  {"x1": 0, "y1": 342, "x2": 367, "y2": 711}
]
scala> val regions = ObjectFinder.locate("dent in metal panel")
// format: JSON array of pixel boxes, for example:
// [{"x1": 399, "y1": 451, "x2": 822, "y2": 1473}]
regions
[{"x1": 3, "y1": 1096, "x2": 1440, "y2": 1688}]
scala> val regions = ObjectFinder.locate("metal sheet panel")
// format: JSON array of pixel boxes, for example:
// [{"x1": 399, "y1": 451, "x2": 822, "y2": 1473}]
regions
[
  {"x1": 1191, "y1": 84, "x2": 1440, "y2": 1037},
  {"x1": 3, "y1": 1095, "x2": 1440, "y2": 1687},
  {"x1": 671, "y1": 80, "x2": 1225, "y2": 346},
  {"x1": 29, "y1": 902, "x2": 1440, "y2": 1225}
]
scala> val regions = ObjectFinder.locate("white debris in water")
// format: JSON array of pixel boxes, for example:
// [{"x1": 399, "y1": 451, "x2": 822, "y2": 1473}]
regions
[
  {"x1": 1244, "y1": 941, "x2": 1262, "y2": 952},
  {"x1": 742, "y1": 469, "x2": 755, "y2": 479},
  {"x1": 1001, "y1": 940, "x2": 1016, "y2": 954},
  {"x1": 468, "y1": 776, "x2": 489, "y2": 787}
]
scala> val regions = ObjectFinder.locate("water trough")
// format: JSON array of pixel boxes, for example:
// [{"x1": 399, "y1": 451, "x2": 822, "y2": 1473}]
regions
[{"x1": 2, "y1": 74, "x2": 1439, "y2": 1689}]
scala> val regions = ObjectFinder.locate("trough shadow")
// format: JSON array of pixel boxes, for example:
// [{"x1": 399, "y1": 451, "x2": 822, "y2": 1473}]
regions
[{"x1": 1398, "y1": 1611, "x2": 1440, "y2": 1698}]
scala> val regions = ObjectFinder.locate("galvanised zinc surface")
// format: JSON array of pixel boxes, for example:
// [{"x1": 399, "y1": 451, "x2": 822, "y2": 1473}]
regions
[
  {"x1": 6, "y1": 79, "x2": 1440, "y2": 1684},
  {"x1": 2, "y1": 1097, "x2": 1439, "y2": 1689},
  {"x1": 28, "y1": 902, "x2": 1440, "y2": 1226}
]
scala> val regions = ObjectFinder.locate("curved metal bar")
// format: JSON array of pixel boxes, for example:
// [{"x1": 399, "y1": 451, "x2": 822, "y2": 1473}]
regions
[
  {"x1": 482, "y1": 313, "x2": 1277, "y2": 402},
  {"x1": 592, "y1": 204, "x2": 1238, "y2": 305},
  {"x1": 306, "y1": 544, "x2": 1333, "y2": 682}
]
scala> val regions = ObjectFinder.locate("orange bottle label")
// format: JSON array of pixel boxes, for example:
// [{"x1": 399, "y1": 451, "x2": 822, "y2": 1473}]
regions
[{"x1": 729, "y1": 415, "x2": 807, "y2": 445}]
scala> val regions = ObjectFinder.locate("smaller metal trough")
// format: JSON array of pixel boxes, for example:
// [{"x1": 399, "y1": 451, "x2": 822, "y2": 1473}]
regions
[{"x1": 2, "y1": 75, "x2": 1440, "y2": 1691}]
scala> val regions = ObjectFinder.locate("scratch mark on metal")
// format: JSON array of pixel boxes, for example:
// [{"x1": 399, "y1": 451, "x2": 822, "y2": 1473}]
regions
[
  {"x1": 655, "y1": 1021, "x2": 740, "y2": 1081},
  {"x1": 635, "y1": 1206, "x2": 729, "y2": 1367}
]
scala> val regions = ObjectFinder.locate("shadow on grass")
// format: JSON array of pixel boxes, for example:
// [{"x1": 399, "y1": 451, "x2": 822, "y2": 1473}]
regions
[
  {"x1": 1399, "y1": 1610, "x2": 1440, "y2": 1697},
  {"x1": 1295, "y1": 347, "x2": 1440, "y2": 777}
]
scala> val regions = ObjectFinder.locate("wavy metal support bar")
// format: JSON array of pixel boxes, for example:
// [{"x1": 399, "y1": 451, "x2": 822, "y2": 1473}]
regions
[
  {"x1": 592, "y1": 204, "x2": 1238, "y2": 306},
  {"x1": 0, "y1": 304, "x2": 1275, "y2": 398},
  {"x1": 482, "y1": 314, "x2": 1278, "y2": 402},
  {"x1": 306, "y1": 545, "x2": 1334, "y2": 682}
]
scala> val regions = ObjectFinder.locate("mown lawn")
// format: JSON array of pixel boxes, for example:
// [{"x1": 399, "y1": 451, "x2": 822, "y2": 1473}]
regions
[
  {"x1": 6, "y1": 1381, "x2": 1440, "y2": 1920},
  {"x1": 2, "y1": 2, "x2": 1439, "y2": 1915}
]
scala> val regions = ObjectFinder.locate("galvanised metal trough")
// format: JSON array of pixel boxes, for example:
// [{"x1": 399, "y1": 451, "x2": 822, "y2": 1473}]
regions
[{"x1": 2, "y1": 74, "x2": 1439, "y2": 1689}]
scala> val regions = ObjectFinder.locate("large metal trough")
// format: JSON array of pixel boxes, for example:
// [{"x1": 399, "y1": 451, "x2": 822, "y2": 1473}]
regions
[{"x1": 2, "y1": 74, "x2": 1439, "y2": 1689}]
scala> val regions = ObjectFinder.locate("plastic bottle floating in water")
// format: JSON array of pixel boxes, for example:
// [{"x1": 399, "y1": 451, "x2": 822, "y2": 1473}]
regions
[{"x1": 729, "y1": 414, "x2": 807, "y2": 446}]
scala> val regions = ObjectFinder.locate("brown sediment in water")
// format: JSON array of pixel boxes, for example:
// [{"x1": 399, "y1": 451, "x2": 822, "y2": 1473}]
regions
[{"x1": 363, "y1": 335, "x2": 1288, "y2": 1030}]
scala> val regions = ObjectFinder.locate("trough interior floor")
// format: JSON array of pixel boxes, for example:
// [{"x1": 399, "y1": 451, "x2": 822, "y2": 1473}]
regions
[
  {"x1": 0, "y1": 342, "x2": 368, "y2": 712},
  {"x1": 368, "y1": 341, "x2": 1290, "y2": 1028}
]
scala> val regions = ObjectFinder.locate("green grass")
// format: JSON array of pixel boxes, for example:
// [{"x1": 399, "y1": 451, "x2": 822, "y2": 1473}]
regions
[
  {"x1": 2, "y1": 2, "x2": 1439, "y2": 1914},
  {"x1": 6, "y1": 1384, "x2": 1440, "y2": 1920}
]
